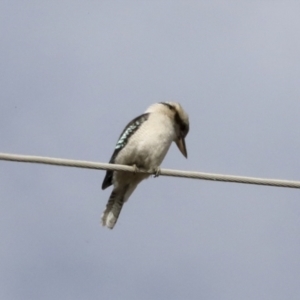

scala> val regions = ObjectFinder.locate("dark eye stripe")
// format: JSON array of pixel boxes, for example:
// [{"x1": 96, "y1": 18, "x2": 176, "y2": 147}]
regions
[
  {"x1": 160, "y1": 103, "x2": 189, "y2": 135},
  {"x1": 174, "y1": 112, "x2": 189, "y2": 136},
  {"x1": 159, "y1": 102, "x2": 175, "y2": 110}
]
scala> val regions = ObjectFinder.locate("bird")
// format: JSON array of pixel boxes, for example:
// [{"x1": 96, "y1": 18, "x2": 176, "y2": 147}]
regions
[{"x1": 101, "y1": 102, "x2": 189, "y2": 229}]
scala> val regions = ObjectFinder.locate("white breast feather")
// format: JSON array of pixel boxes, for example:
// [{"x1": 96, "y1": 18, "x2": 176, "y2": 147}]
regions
[{"x1": 115, "y1": 113, "x2": 175, "y2": 169}]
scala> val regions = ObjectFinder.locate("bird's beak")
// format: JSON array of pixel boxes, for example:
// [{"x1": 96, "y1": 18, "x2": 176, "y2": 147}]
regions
[{"x1": 176, "y1": 136, "x2": 188, "y2": 158}]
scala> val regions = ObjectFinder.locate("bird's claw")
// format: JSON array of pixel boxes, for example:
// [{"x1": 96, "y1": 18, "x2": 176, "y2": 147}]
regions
[
  {"x1": 132, "y1": 164, "x2": 140, "y2": 173},
  {"x1": 153, "y1": 167, "x2": 161, "y2": 178}
]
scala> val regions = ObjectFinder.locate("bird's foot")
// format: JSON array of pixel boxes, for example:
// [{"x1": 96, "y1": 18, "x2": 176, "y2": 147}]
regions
[
  {"x1": 132, "y1": 164, "x2": 140, "y2": 173},
  {"x1": 153, "y1": 166, "x2": 161, "y2": 178}
]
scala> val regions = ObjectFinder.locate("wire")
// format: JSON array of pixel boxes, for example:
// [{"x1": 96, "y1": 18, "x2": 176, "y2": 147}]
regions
[{"x1": 0, "y1": 152, "x2": 299, "y2": 189}]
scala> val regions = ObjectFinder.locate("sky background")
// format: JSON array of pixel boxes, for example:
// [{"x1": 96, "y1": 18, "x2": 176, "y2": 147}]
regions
[{"x1": 1, "y1": 1, "x2": 300, "y2": 299}]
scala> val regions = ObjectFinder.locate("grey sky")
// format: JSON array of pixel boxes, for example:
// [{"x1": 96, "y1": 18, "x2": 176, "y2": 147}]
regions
[{"x1": 1, "y1": 1, "x2": 300, "y2": 299}]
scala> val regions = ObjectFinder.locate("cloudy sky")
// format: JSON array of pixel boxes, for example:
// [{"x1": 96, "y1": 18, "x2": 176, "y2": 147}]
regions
[{"x1": 1, "y1": 1, "x2": 300, "y2": 299}]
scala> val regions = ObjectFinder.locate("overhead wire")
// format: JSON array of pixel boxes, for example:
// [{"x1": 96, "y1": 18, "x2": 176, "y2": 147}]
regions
[{"x1": 0, "y1": 152, "x2": 299, "y2": 189}]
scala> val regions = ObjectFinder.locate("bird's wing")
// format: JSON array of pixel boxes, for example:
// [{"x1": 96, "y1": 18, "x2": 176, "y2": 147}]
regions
[{"x1": 101, "y1": 113, "x2": 149, "y2": 190}]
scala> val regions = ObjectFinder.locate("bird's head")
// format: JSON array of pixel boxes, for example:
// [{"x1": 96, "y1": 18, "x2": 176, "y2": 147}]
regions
[{"x1": 146, "y1": 102, "x2": 189, "y2": 158}]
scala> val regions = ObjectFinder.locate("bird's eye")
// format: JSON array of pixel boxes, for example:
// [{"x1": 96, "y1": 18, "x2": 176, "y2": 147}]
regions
[{"x1": 180, "y1": 123, "x2": 189, "y2": 136}]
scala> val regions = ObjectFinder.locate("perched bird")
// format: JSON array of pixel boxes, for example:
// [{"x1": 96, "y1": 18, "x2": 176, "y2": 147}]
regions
[{"x1": 101, "y1": 102, "x2": 189, "y2": 229}]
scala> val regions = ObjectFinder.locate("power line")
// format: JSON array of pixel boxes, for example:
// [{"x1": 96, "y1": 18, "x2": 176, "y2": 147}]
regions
[{"x1": 0, "y1": 152, "x2": 299, "y2": 189}]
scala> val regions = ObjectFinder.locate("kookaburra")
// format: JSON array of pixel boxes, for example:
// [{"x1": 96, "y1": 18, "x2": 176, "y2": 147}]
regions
[{"x1": 101, "y1": 102, "x2": 189, "y2": 229}]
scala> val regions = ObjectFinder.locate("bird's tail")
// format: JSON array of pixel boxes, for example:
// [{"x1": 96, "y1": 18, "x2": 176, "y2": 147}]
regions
[
  {"x1": 101, "y1": 188, "x2": 125, "y2": 229},
  {"x1": 101, "y1": 184, "x2": 138, "y2": 229}
]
